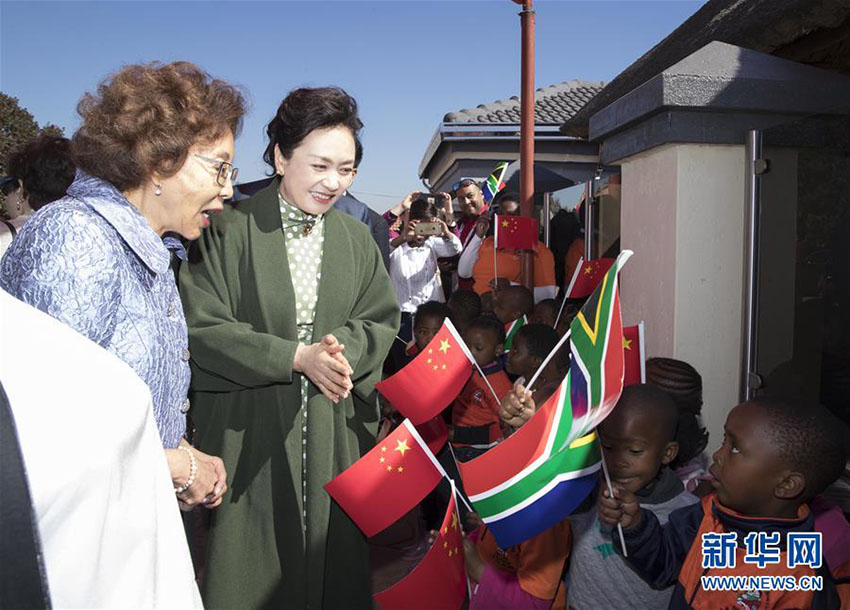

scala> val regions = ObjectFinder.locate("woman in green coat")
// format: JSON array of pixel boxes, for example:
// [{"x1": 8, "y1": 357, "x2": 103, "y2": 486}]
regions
[{"x1": 179, "y1": 87, "x2": 400, "y2": 609}]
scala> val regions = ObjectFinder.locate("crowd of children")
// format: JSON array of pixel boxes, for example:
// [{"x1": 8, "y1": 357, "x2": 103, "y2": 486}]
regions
[{"x1": 374, "y1": 278, "x2": 850, "y2": 609}]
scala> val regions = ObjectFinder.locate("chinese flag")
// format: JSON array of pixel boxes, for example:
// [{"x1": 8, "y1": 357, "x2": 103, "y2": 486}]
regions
[
  {"x1": 494, "y1": 214, "x2": 538, "y2": 251},
  {"x1": 623, "y1": 322, "x2": 646, "y2": 387},
  {"x1": 373, "y1": 484, "x2": 466, "y2": 610},
  {"x1": 417, "y1": 416, "x2": 448, "y2": 455},
  {"x1": 564, "y1": 257, "x2": 616, "y2": 299},
  {"x1": 325, "y1": 419, "x2": 445, "y2": 537},
  {"x1": 377, "y1": 319, "x2": 474, "y2": 425}
]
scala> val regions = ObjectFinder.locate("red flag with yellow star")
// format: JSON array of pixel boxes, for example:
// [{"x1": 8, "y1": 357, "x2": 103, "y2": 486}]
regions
[
  {"x1": 623, "y1": 322, "x2": 646, "y2": 386},
  {"x1": 373, "y1": 482, "x2": 466, "y2": 610},
  {"x1": 564, "y1": 256, "x2": 616, "y2": 299},
  {"x1": 376, "y1": 319, "x2": 475, "y2": 425},
  {"x1": 325, "y1": 419, "x2": 446, "y2": 537},
  {"x1": 494, "y1": 214, "x2": 539, "y2": 251}
]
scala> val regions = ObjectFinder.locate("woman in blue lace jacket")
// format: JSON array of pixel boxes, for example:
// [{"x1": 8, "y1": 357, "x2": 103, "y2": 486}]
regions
[{"x1": 0, "y1": 61, "x2": 245, "y2": 510}]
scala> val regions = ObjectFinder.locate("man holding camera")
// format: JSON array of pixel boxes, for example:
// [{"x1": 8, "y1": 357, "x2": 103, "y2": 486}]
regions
[{"x1": 387, "y1": 195, "x2": 462, "y2": 370}]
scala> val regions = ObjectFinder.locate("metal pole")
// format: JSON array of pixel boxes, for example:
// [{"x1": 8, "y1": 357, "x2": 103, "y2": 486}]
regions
[
  {"x1": 519, "y1": 0, "x2": 535, "y2": 289},
  {"x1": 543, "y1": 191, "x2": 551, "y2": 248},
  {"x1": 584, "y1": 180, "x2": 593, "y2": 260},
  {"x1": 740, "y1": 129, "x2": 764, "y2": 401}
]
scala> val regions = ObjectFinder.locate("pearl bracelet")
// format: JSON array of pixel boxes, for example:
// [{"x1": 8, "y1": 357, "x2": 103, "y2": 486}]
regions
[{"x1": 174, "y1": 445, "x2": 197, "y2": 495}]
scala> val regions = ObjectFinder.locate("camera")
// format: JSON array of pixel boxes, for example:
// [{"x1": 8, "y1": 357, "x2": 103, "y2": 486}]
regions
[{"x1": 414, "y1": 221, "x2": 443, "y2": 236}]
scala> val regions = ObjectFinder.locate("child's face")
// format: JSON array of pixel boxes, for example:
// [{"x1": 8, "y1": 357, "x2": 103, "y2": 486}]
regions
[
  {"x1": 413, "y1": 314, "x2": 444, "y2": 351},
  {"x1": 492, "y1": 294, "x2": 516, "y2": 325},
  {"x1": 710, "y1": 402, "x2": 793, "y2": 518},
  {"x1": 598, "y1": 406, "x2": 678, "y2": 493},
  {"x1": 464, "y1": 327, "x2": 503, "y2": 367},
  {"x1": 506, "y1": 335, "x2": 540, "y2": 380},
  {"x1": 530, "y1": 304, "x2": 557, "y2": 328}
]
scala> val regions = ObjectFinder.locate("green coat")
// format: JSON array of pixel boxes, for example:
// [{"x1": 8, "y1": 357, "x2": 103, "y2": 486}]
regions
[{"x1": 179, "y1": 179, "x2": 400, "y2": 610}]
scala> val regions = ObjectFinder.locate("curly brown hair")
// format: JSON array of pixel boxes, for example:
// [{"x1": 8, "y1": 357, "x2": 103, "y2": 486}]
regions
[{"x1": 71, "y1": 61, "x2": 246, "y2": 191}]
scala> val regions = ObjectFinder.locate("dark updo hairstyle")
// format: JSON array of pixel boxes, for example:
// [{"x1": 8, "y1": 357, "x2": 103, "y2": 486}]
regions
[
  {"x1": 72, "y1": 61, "x2": 245, "y2": 192},
  {"x1": 263, "y1": 86, "x2": 363, "y2": 172},
  {"x1": 645, "y1": 357, "x2": 708, "y2": 467},
  {"x1": 6, "y1": 134, "x2": 75, "y2": 210}
]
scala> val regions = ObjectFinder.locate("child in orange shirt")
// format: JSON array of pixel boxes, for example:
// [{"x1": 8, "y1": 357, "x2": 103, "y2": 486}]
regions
[{"x1": 451, "y1": 316, "x2": 513, "y2": 462}]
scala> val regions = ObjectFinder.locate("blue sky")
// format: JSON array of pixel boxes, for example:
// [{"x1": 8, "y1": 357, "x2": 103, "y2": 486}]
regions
[{"x1": 1, "y1": 0, "x2": 705, "y2": 212}]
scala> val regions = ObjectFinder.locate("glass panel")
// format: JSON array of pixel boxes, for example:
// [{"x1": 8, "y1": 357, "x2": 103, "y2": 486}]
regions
[{"x1": 756, "y1": 114, "x2": 850, "y2": 425}]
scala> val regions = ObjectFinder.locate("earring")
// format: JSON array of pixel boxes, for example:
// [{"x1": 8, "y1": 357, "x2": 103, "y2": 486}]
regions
[{"x1": 154, "y1": 183, "x2": 162, "y2": 196}]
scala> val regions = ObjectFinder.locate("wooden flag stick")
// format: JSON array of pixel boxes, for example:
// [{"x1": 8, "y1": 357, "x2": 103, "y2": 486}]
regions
[
  {"x1": 554, "y1": 256, "x2": 584, "y2": 329},
  {"x1": 450, "y1": 477, "x2": 474, "y2": 601},
  {"x1": 525, "y1": 329, "x2": 571, "y2": 394},
  {"x1": 404, "y1": 419, "x2": 475, "y2": 513},
  {"x1": 598, "y1": 443, "x2": 628, "y2": 558},
  {"x1": 472, "y1": 359, "x2": 502, "y2": 408},
  {"x1": 493, "y1": 216, "x2": 499, "y2": 289},
  {"x1": 446, "y1": 444, "x2": 474, "y2": 513},
  {"x1": 449, "y1": 318, "x2": 503, "y2": 408}
]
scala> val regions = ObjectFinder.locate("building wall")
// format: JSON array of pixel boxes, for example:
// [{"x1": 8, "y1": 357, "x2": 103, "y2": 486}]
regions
[{"x1": 620, "y1": 143, "x2": 746, "y2": 451}]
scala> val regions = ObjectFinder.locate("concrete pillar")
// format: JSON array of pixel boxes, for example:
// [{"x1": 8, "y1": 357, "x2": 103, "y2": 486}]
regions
[{"x1": 619, "y1": 143, "x2": 746, "y2": 450}]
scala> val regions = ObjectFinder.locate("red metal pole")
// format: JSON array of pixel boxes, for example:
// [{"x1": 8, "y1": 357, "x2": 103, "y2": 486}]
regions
[{"x1": 519, "y1": 0, "x2": 535, "y2": 289}]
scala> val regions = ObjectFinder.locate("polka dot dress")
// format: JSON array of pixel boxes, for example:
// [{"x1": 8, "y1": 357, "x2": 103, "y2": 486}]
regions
[{"x1": 279, "y1": 193, "x2": 325, "y2": 531}]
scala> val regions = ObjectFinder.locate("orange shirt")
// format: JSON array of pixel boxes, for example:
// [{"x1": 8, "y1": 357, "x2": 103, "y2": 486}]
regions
[
  {"x1": 472, "y1": 237, "x2": 556, "y2": 295},
  {"x1": 475, "y1": 521, "x2": 570, "y2": 609},
  {"x1": 563, "y1": 237, "x2": 585, "y2": 287},
  {"x1": 452, "y1": 364, "x2": 512, "y2": 447}
]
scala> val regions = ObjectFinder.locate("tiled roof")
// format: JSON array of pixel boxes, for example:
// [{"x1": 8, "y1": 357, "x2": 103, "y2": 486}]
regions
[{"x1": 443, "y1": 80, "x2": 605, "y2": 125}]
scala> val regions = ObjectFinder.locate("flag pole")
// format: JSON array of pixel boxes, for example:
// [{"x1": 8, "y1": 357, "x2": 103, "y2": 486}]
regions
[
  {"x1": 446, "y1": 444, "x2": 475, "y2": 513},
  {"x1": 493, "y1": 214, "x2": 499, "y2": 291},
  {"x1": 472, "y1": 359, "x2": 502, "y2": 407},
  {"x1": 638, "y1": 321, "x2": 646, "y2": 383},
  {"x1": 449, "y1": 477, "x2": 475, "y2": 601},
  {"x1": 598, "y1": 443, "x2": 628, "y2": 558},
  {"x1": 405, "y1": 419, "x2": 474, "y2": 513},
  {"x1": 394, "y1": 335, "x2": 408, "y2": 346},
  {"x1": 447, "y1": 319, "x2": 503, "y2": 407},
  {"x1": 554, "y1": 256, "x2": 584, "y2": 329},
  {"x1": 526, "y1": 329, "x2": 571, "y2": 394}
]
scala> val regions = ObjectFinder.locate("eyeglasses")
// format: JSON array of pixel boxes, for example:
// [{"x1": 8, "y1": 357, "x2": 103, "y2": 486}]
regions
[
  {"x1": 452, "y1": 178, "x2": 479, "y2": 191},
  {"x1": 194, "y1": 155, "x2": 238, "y2": 187}
]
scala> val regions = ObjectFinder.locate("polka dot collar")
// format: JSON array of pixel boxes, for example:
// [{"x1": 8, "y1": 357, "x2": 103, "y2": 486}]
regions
[{"x1": 278, "y1": 192, "x2": 324, "y2": 237}]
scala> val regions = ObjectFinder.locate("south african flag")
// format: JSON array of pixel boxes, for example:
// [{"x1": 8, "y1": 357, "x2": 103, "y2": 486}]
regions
[
  {"x1": 457, "y1": 250, "x2": 632, "y2": 548},
  {"x1": 503, "y1": 315, "x2": 528, "y2": 352},
  {"x1": 482, "y1": 161, "x2": 509, "y2": 204}
]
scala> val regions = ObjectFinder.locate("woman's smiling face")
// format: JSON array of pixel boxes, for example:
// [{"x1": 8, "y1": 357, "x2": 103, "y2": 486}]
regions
[{"x1": 275, "y1": 125, "x2": 357, "y2": 216}]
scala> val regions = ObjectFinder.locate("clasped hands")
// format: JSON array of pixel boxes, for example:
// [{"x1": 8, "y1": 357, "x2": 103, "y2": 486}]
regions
[{"x1": 294, "y1": 334, "x2": 354, "y2": 404}]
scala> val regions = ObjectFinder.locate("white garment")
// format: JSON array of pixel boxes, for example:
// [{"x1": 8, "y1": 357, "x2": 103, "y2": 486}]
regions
[
  {"x1": 0, "y1": 289, "x2": 202, "y2": 609},
  {"x1": 389, "y1": 233, "x2": 462, "y2": 313},
  {"x1": 0, "y1": 215, "x2": 29, "y2": 259},
  {"x1": 457, "y1": 232, "x2": 483, "y2": 279}
]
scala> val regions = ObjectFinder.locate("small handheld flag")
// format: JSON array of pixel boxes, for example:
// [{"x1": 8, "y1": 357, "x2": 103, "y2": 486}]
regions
[
  {"x1": 373, "y1": 481, "x2": 466, "y2": 610},
  {"x1": 376, "y1": 319, "x2": 475, "y2": 425},
  {"x1": 563, "y1": 257, "x2": 616, "y2": 299},
  {"x1": 503, "y1": 315, "x2": 528, "y2": 352},
  {"x1": 458, "y1": 376, "x2": 602, "y2": 548},
  {"x1": 622, "y1": 322, "x2": 646, "y2": 386},
  {"x1": 494, "y1": 214, "x2": 538, "y2": 251},
  {"x1": 325, "y1": 419, "x2": 445, "y2": 537},
  {"x1": 482, "y1": 161, "x2": 509, "y2": 204}
]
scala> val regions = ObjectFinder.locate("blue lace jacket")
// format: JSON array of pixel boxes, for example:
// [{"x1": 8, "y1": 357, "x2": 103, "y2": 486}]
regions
[{"x1": 0, "y1": 173, "x2": 190, "y2": 448}]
